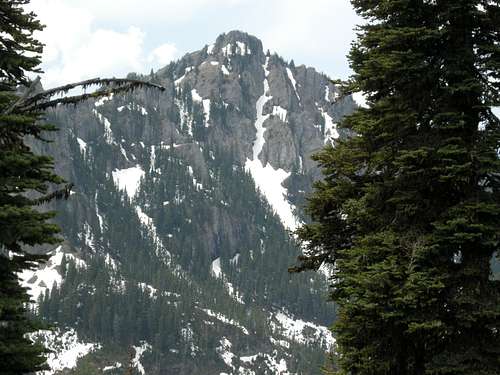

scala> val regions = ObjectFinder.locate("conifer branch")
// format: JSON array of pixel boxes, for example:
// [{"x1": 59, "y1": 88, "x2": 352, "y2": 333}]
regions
[
  {"x1": 327, "y1": 78, "x2": 359, "y2": 103},
  {"x1": 33, "y1": 183, "x2": 74, "y2": 205},
  {"x1": 4, "y1": 77, "x2": 165, "y2": 114},
  {"x1": 3, "y1": 76, "x2": 41, "y2": 114},
  {"x1": 24, "y1": 77, "x2": 164, "y2": 106},
  {"x1": 23, "y1": 84, "x2": 135, "y2": 111}
]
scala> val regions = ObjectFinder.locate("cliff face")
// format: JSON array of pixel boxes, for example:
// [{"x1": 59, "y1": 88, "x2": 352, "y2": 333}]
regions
[{"x1": 23, "y1": 31, "x2": 357, "y2": 374}]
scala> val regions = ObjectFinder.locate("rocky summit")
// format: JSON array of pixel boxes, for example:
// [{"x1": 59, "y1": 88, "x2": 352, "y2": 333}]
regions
[{"x1": 22, "y1": 31, "x2": 359, "y2": 374}]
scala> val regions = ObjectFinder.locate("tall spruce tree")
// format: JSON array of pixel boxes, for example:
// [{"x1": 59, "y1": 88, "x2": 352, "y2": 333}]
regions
[
  {"x1": 0, "y1": 2, "x2": 164, "y2": 373},
  {"x1": 293, "y1": 1, "x2": 500, "y2": 374},
  {"x1": 0, "y1": 2, "x2": 55, "y2": 373}
]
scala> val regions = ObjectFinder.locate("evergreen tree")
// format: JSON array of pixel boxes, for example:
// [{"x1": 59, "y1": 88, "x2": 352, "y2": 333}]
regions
[
  {"x1": 0, "y1": 0, "x2": 43, "y2": 90},
  {"x1": 293, "y1": 1, "x2": 500, "y2": 374},
  {"x1": 0, "y1": 2, "x2": 54, "y2": 373},
  {"x1": 0, "y1": 2, "x2": 164, "y2": 373}
]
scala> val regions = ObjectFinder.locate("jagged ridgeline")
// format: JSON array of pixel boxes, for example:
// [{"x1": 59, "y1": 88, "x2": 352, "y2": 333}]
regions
[{"x1": 22, "y1": 31, "x2": 359, "y2": 374}]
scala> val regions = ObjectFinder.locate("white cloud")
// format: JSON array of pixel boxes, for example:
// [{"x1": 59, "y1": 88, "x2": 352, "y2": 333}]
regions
[
  {"x1": 29, "y1": 0, "x2": 246, "y2": 30},
  {"x1": 41, "y1": 26, "x2": 146, "y2": 87},
  {"x1": 148, "y1": 43, "x2": 179, "y2": 66},
  {"x1": 27, "y1": 0, "x2": 180, "y2": 88},
  {"x1": 259, "y1": 0, "x2": 359, "y2": 77},
  {"x1": 26, "y1": 0, "x2": 359, "y2": 87}
]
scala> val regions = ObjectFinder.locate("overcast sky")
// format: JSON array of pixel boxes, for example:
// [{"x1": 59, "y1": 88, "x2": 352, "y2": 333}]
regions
[{"x1": 27, "y1": 0, "x2": 361, "y2": 89}]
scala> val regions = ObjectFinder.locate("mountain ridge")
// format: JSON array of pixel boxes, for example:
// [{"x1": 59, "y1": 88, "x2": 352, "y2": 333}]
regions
[{"x1": 22, "y1": 31, "x2": 357, "y2": 375}]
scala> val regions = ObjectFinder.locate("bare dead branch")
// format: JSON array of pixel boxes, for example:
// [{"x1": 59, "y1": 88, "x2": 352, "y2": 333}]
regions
[{"x1": 5, "y1": 77, "x2": 165, "y2": 114}]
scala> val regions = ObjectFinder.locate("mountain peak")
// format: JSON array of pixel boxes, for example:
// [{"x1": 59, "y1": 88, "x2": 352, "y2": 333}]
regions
[
  {"x1": 31, "y1": 32, "x2": 357, "y2": 374},
  {"x1": 217, "y1": 30, "x2": 260, "y2": 44},
  {"x1": 208, "y1": 30, "x2": 264, "y2": 59}
]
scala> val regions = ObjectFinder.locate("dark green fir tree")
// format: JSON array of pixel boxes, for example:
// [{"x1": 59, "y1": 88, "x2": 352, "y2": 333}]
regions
[
  {"x1": 293, "y1": 1, "x2": 500, "y2": 374},
  {"x1": 0, "y1": 1, "x2": 55, "y2": 373},
  {"x1": 0, "y1": 2, "x2": 164, "y2": 374}
]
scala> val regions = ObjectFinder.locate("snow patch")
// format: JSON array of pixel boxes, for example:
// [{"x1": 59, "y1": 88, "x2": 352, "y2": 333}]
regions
[
  {"x1": 320, "y1": 108, "x2": 339, "y2": 144},
  {"x1": 221, "y1": 44, "x2": 232, "y2": 56},
  {"x1": 149, "y1": 145, "x2": 157, "y2": 172},
  {"x1": 271, "y1": 311, "x2": 335, "y2": 349},
  {"x1": 272, "y1": 106, "x2": 287, "y2": 122},
  {"x1": 251, "y1": 57, "x2": 273, "y2": 159},
  {"x1": 352, "y1": 91, "x2": 368, "y2": 108},
  {"x1": 318, "y1": 262, "x2": 334, "y2": 279},
  {"x1": 111, "y1": 278, "x2": 126, "y2": 293},
  {"x1": 117, "y1": 103, "x2": 148, "y2": 115},
  {"x1": 245, "y1": 58, "x2": 300, "y2": 231},
  {"x1": 94, "y1": 94, "x2": 113, "y2": 107},
  {"x1": 174, "y1": 66, "x2": 194, "y2": 86},
  {"x1": 230, "y1": 253, "x2": 240, "y2": 266},
  {"x1": 217, "y1": 337, "x2": 235, "y2": 369},
  {"x1": 76, "y1": 138, "x2": 87, "y2": 155},
  {"x1": 236, "y1": 41, "x2": 251, "y2": 55},
  {"x1": 104, "y1": 253, "x2": 118, "y2": 270},
  {"x1": 202, "y1": 309, "x2": 249, "y2": 335},
  {"x1": 221, "y1": 42, "x2": 251, "y2": 57},
  {"x1": 187, "y1": 166, "x2": 203, "y2": 190},
  {"x1": 132, "y1": 341, "x2": 151, "y2": 375},
  {"x1": 209, "y1": 60, "x2": 231, "y2": 75},
  {"x1": 95, "y1": 192, "x2": 105, "y2": 232},
  {"x1": 83, "y1": 222, "x2": 95, "y2": 250},
  {"x1": 175, "y1": 97, "x2": 194, "y2": 136},
  {"x1": 245, "y1": 159, "x2": 300, "y2": 231},
  {"x1": 92, "y1": 109, "x2": 114, "y2": 144},
  {"x1": 112, "y1": 165, "x2": 145, "y2": 199},
  {"x1": 118, "y1": 144, "x2": 130, "y2": 162},
  {"x1": 103, "y1": 362, "x2": 122, "y2": 372},
  {"x1": 191, "y1": 89, "x2": 211, "y2": 127},
  {"x1": 31, "y1": 328, "x2": 100, "y2": 374},
  {"x1": 191, "y1": 88, "x2": 203, "y2": 102},
  {"x1": 226, "y1": 281, "x2": 244, "y2": 304},
  {"x1": 263, "y1": 355, "x2": 289, "y2": 374},
  {"x1": 287, "y1": 67, "x2": 300, "y2": 100},
  {"x1": 202, "y1": 99, "x2": 211, "y2": 126},
  {"x1": 240, "y1": 354, "x2": 259, "y2": 363},
  {"x1": 138, "y1": 282, "x2": 157, "y2": 298},
  {"x1": 211, "y1": 257, "x2": 222, "y2": 278},
  {"x1": 18, "y1": 246, "x2": 85, "y2": 302},
  {"x1": 239, "y1": 353, "x2": 290, "y2": 374}
]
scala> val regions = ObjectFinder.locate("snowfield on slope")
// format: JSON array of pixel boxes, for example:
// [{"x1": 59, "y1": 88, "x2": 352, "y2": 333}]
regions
[
  {"x1": 270, "y1": 310, "x2": 335, "y2": 350},
  {"x1": 18, "y1": 246, "x2": 85, "y2": 301},
  {"x1": 112, "y1": 165, "x2": 145, "y2": 198},
  {"x1": 29, "y1": 329, "x2": 100, "y2": 375},
  {"x1": 245, "y1": 57, "x2": 301, "y2": 231}
]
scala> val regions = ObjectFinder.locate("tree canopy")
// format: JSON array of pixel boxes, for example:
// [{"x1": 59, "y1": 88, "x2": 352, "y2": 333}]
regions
[{"x1": 294, "y1": 1, "x2": 500, "y2": 374}]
